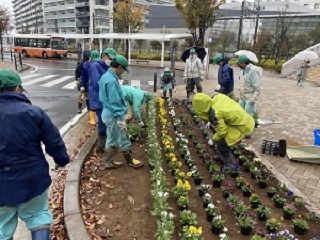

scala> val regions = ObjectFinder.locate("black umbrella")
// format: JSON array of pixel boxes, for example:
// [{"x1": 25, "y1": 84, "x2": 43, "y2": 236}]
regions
[{"x1": 181, "y1": 46, "x2": 207, "y2": 62}]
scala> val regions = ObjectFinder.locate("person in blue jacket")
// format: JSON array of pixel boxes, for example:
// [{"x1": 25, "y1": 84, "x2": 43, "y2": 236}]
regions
[
  {"x1": 89, "y1": 48, "x2": 117, "y2": 153},
  {"x1": 121, "y1": 85, "x2": 153, "y2": 127},
  {"x1": 99, "y1": 55, "x2": 144, "y2": 169},
  {"x1": 0, "y1": 69, "x2": 69, "y2": 240},
  {"x1": 213, "y1": 53, "x2": 234, "y2": 99}
]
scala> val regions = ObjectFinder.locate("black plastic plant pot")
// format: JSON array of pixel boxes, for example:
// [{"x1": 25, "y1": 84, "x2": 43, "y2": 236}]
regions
[
  {"x1": 294, "y1": 225, "x2": 307, "y2": 235},
  {"x1": 244, "y1": 166, "x2": 250, "y2": 172},
  {"x1": 238, "y1": 159, "x2": 246, "y2": 166},
  {"x1": 211, "y1": 226, "x2": 222, "y2": 235},
  {"x1": 231, "y1": 172, "x2": 239, "y2": 178},
  {"x1": 194, "y1": 177, "x2": 202, "y2": 186},
  {"x1": 267, "y1": 226, "x2": 276, "y2": 234},
  {"x1": 240, "y1": 226, "x2": 252, "y2": 236},
  {"x1": 213, "y1": 180, "x2": 222, "y2": 188},
  {"x1": 258, "y1": 212, "x2": 267, "y2": 221},
  {"x1": 243, "y1": 190, "x2": 252, "y2": 197},
  {"x1": 236, "y1": 183, "x2": 243, "y2": 189},
  {"x1": 179, "y1": 205, "x2": 188, "y2": 212},
  {"x1": 149, "y1": 164, "x2": 155, "y2": 171},
  {"x1": 274, "y1": 200, "x2": 284, "y2": 209},
  {"x1": 207, "y1": 213, "x2": 213, "y2": 222},
  {"x1": 251, "y1": 201, "x2": 260, "y2": 209},
  {"x1": 258, "y1": 181, "x2": 268, "y2": 189},
  {"x1": 181, "y1": 153, "x2": 185, "y2": 159},
  {"x1": 267, "y1": 192, "x2": 276, "y2": 198},
  {"x1": 223, "y1": 191, "x2": 230, "y2": 199},
  {"x1": 283, "y1": 210, "x2": 294, "y2": 220},
  {"x1": 203, "y1": 202, "x2": 209, "y2": 209},
  {"x1": 251, "y1": 173, "x2": 257, "y2": 179},
  {"x1": 199, "y1": 189, "x2": 206, "y2": 197}
]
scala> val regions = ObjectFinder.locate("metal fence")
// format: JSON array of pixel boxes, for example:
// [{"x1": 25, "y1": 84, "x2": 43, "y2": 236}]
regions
[{"x1": 0, "y1": 51, "x2": 23, "y2": 71}]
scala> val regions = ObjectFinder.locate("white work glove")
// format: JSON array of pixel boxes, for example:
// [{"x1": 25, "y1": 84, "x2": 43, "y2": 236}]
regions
[
  {"x1": 201, "y1": 76, "x2": 204, "y2": 81},
  {"x1": 208, "y1": 139, "x2": 214, "y2": 146},
  {"x1": 80, "y1": 87, "x2": 85, "y2": 92},
  {"x1": 214, "y1": 84, "x2": 221, "y2": 91},
  {"x1": 138, "y1": 120, "x2": 145, "y2": 127},
  {"x1": 205, "y1": 122, "x2": 211, "y2": 129},
  {"x1": 117, "y1": 120, "x2": 126, "y2": 130},
  {"x1": 250, "y1": 97, "x2": 256, "y2": 103}
]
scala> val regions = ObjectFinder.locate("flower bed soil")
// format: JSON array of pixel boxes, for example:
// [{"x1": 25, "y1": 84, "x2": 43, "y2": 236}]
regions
[{"x1": 80, "y1": 99, "x2": 320, "y2": 239}]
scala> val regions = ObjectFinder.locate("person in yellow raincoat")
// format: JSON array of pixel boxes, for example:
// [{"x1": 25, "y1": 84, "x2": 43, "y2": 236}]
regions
[{"x1": 192, "y1": 92, "x2": 254, "y2": 173}]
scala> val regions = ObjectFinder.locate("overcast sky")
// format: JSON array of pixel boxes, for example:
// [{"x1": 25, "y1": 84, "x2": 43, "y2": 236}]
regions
[{"x1": 0, "y1": 0, "x2": 13, "y2": 11}]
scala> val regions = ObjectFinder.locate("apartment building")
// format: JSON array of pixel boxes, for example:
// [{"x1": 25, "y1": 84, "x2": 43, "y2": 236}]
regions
[
  {"x1": 12, "y1": 0, "x2": 44, "y2": 34},
  {"x1": 258, "y1": 0, "x2": 320, "y2": 11}
]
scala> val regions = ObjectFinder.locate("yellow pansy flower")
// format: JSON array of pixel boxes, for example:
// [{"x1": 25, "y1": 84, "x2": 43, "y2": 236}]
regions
[{"x1": 187, "y1": 172, "x2": 192, "y2": 177}]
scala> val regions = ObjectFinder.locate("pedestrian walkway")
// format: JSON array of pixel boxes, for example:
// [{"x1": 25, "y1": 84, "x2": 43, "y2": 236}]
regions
[
  {"x1": 20, "y1": 73, "x2": 155, "y2": 90},
  {"x1": 172, "y1": 66, "x2": 320, "y2": 210}
]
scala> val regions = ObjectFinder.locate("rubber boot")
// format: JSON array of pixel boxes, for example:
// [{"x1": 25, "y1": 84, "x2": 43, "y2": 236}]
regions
[
  {"x1": 77, "y1": 102, "x2": 82, "y2": 114},
  {"x1": 122, "y1": 150, "x2": 144, "y2": 169},
  {"x1": 97, "y1": 133, "x2": 106, "y2": 155},
  {"x1": 89, "y1": 111, "x2": 96, "y2": 125},
  {"x1": 103, "y1": 147, "x2": 124, "y2": 169},
  {"x1": 31, "y1": 226, "x2": 50, "y2": 240}
]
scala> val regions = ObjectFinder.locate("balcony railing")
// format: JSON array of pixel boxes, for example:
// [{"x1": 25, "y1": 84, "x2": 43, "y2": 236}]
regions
[
  {"x1": 75, "y1": 12, "x2": 90, "y2": 17},
  {"x1": 76, "y1": 21, "x2": 90, "y2": 27},
  {"x1": 46, "y1": 13, "x2": 75, "y2": 19},
  {"x1": 75, "y1": 1, "x2": 89, "y2": 7},
  {"x1": 43, "y1": 4, "x2": 75, "y2": 12}
]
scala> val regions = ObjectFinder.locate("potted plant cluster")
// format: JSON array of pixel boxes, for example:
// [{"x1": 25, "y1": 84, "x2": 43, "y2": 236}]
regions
[
  {"x1": 230, "y1": 164, "x2": 241, "y2": 178},
  {"x1": 273, "y1": 194, "x2": 286, "y2": 209},
  {"x1": 212, "y1": 173, "x2": 225, "y2": 188},
  {"x1": 256, "y1": 206, "x2": 271, "y2": 221},
  {"x1": 211, "y1": 215, "x2": 225, "y2": 235},
  {"x1": 177, "y1": 196, "x2": 189, "y2": 211},
  {"x1": 203, "y1": 193, "x2": 212, "y2": 209},
  {"x1": 267, "y1": 187, "x2": 276, "y2": 198},
  {"x1": 205, "y1": 203, "x2": 219, "y2": 222},
  {"x1": 241, "y1": 183, "x2": 253, "y2": 197},
  {"x1": 293, "y1": 218, "x2": 309, "y2": 235},
  {"x1": 266, "y1": 218, "x2": 281, "y2": 233},
  {"x1": 197, "y1": 184, "x2": 210, "y2": 197},
  {"x1": 250, "y1": 194, "x2": 261, "y2": 209},
  {"x1": 238, "y1": 215, "x2": 254, "y2": 236},
  {"x1": 283, "y1": 203, "x2": 296, "y2": 220}
]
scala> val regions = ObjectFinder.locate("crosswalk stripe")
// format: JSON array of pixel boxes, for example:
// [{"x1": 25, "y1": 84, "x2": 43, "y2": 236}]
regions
[
  {"x1": 148, "y1": 81, "x2": 157, "y2": 86},
  {"x1": 41, "y1": 76, "x2": 74, "y2": 87},
  {"x1": 21, "y1": 74, "x2": 41, "y2": 80},
  {"x1": 131, "y1": 80, "x2": 141, "y2": 88},
  {"x1": 23, "y1": 75, "x2": 57, "y2": 86},
  {"x1": 62, "y1": 81, "x2": 77, "y2": 90}
]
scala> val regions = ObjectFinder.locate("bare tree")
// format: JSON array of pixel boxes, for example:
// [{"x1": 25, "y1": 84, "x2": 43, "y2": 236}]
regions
[{"x1": 0, "y1": 5, "x2": 12, "y2": 57}]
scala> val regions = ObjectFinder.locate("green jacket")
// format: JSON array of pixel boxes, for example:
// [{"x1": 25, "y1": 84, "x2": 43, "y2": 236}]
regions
[
  {"x1": 121, "y1": 85, "x2": 145, "y2": 120},
  {"x1": 192, "y1": 93, "x2": 254, "y2": 146}
]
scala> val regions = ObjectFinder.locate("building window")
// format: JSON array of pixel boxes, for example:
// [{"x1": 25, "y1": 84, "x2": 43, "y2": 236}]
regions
[
  {"x1": 315, "y1": 3, "x2": 320, "y2": 9},
  {"x1": 95, "y1": 0, "x2": 109, "y2": 6}
]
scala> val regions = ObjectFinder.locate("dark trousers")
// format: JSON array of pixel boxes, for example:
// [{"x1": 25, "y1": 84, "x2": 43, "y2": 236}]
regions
[
  {"x1": 95, "y1": 108, "x2": 107, "y2": 135},
  {"x1": 216, "y1": 139, "x2": 232, "y2": 166},
  {"x1": 186, "y1": 77, "x2": 202, "y2": 98}
]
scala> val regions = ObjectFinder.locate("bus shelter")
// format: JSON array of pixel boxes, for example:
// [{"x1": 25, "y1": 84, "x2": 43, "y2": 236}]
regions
[{"x1": 55, "y1": 33, "x2": 192, "y2": 67}]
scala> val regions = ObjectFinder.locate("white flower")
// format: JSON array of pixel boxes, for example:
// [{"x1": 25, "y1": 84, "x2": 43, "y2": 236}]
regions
[
  {"x1": 207, "y1": 203, "x2": 215, "y2": 209},
  {"x1": 164, "y1": 192, "x2": 169, "y2": 197},
  {"x1": 161, "y1": 211, "x2": 167, "y2": 217},
  {"x1": 169, "y1": 213, "x2": 174, "y2": 219},
  {"x1": 186, "y1": 151, "x2": 190, "y2": 156},
  {"x1": 219, "y1": 234, "x2": 227, "y2": 239},
  {"x1": 157, "y1": 180, "x2": 161, "y2": 186},
  {"x1": 158, "y1": 192, "x2": 163, "y2": 197},
  {"x1": 204, "y1": 193, "x2": 211, "y2": 199},
  {"x1": 253, "y1": 157, "x2": 261, "y2": 163},
  {"x1": 223, "y1": 227, "x2": 228, "y2": 232}
]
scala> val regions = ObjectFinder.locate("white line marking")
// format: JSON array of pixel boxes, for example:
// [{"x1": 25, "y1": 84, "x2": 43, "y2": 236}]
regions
[
  {"x1": 62, "y1": 81, "x2": 77, "y2": 90},
  {"x1": 23, "y1": 75, "x2": 57, "y2": 86},
  {"x1": 21, "y1": 74, "x2": 41, "y2": 80},
  {"x1": 130, "y1": 80, "x2": 141, "y2": 87},
  {"x1": 38, "y1": 68, "x2": 75, "y2": 71},
  {"x1": 41, "y1": 76, "x2": 74, "y2": 87}
]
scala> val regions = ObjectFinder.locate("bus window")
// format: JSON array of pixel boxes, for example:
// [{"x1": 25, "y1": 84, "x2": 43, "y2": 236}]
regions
[{"x1": 30, "y1": 39, "x2": 37, "y2": 47}]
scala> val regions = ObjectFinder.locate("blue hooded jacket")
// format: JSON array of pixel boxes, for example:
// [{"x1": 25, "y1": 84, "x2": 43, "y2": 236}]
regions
[
  {"x1": 89, "y1": 60, "x2": 108, "y2": 110},
  {"x1": 0, "y1": 92, "x2": 69, "y2": 206},
  {"x1": 80, "y1": 61, "x2": 90, "y2": 91},
  {"x1": 99, "y1": 69, "x2": 127, "y2": 121},
  {"x1": 218, "y1": 57, "x2": 234, "y2": 95}
]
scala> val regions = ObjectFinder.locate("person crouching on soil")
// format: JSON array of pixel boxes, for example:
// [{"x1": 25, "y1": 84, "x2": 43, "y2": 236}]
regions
[
  {"x1": 192, "y1": 92, "x2": 254, "y2": 173},
  {"x1": 160, "y1": 67, "x2": 176, "y2": 99},
  {"x1": 99, "y1": 55, "x2": 144, "y2": 169},
  {"x1": 121, "y1": 85, "x2": 153, "y2": 127}
]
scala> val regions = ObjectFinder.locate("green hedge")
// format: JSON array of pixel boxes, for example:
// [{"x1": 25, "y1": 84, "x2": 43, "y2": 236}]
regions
[{"x1": 227, "y1": 58, "x2": 285, "y2": 73}]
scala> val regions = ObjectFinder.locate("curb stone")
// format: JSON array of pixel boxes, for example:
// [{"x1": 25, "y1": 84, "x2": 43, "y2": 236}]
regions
[
  {"x1": 250, "y1": 145, "x2": 320, "y2": 216},
  {"x1": 64, "y1": 129, "x2": 98, "y2": 240}
]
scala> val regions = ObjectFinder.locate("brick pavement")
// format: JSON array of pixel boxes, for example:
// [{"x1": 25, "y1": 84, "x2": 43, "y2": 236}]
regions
[
  {"x1": 0, "y1": 61, "x2": 29, "y2": 72},
  {"x1": 170, "y1": 62, "x2": 320, "y2": 210}
]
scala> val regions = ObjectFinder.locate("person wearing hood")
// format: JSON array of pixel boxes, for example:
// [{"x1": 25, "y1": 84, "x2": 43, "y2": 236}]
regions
[
  {"x1": 192, "y1": 92, "x2": 254, "y2": 173},
  {"x1": 89, "y1": 48, "x2": 117, "y2": 153},
  {"x1": 213, "y1": 53, "x2": 234, "y2": 99},
  {"x1": 99, "y1": 55, "x2": 144, "y2": 169},
  {"x1": 121, "y1": 85, "x2": 154, "y2": 126},
  {"x1": 297, "y1": 59, "x2": 310, "y2": 86},
  {"x1": 160, "y1": 67, "x2": 175, "y2": 99},
  {"x1": 0, "y1": 69, "x2": 69, "y2": 240},
  {"x1": 183, "y1": 48, "x2": 204, "y2": 99}
]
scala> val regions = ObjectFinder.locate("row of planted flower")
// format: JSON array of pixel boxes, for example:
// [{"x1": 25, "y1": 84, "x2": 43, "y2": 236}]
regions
[
  {"x1": 173, "y1": 99, "x2": 319, "y2": 239},
  {"x1": 147, "y1": 99, "x2": 175, "y2": 239}
]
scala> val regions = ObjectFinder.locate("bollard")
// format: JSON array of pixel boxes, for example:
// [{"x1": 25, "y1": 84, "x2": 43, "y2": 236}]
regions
[
  {"x1": 153, "y1": 72, "x2": 157, "y2": 92},
  {"x1": 14, "y1": 54, "x2": 17, "y2": 70},
  {"x1": 10, "y1": 51, "x2": 13, "y2": 63},
  {"x1": 19, "y1": 53, "x2": 22, "y2": 67}
]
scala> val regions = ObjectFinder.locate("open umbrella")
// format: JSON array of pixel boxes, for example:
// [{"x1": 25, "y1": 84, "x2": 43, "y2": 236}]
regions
[
  {"x1": 294, "y1": 50, "x2": 318, "y2": 60},
  {"x1": 234, "y1": 50, "x2": 259, "y2": 63},
  {"x1": 181, "y1": 47, "x2": 207, "y2": 62}
]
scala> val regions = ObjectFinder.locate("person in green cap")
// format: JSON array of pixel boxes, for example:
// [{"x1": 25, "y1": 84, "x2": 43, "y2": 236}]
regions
[
  {"x1": 237, "y1": 54, "x2": 262, "y2": 138},
  {"x1": 212, "y1": 53, "x2": 234, "y2": 99},
  {"x1": 121, "y1": 85, "x2": 153, "y2": 126},
  {"x1": 160, "y1": 67, "x2": 175, "y2": 99},
  {"x1": 99, "y1": 55, "x2": 144, "y2": 169},
  {"x1": 89, "y1": 48, "x2": 117, "y2": 154},
  {"x1": 183, "y1": 48, "x2": 204, "y2": 99},
  {"x1": 0, "y1": 69, "x2": 69, "y2": 240}
]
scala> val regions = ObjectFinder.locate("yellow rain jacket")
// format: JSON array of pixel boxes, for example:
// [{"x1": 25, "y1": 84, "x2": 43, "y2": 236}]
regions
[{"x1": 192, "y1": 93, "x2": 254, "y2": 146}]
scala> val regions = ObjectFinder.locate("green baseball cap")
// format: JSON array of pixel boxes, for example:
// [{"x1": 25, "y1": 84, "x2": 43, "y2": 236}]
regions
[
  {"x1": 190, "y1": 48, "x2": 196, "y2": 53},
  {"x1": 103, "y1": 48, "x2": 117, "y2": 59},
  {"x1": 213, "y1": 53, "x2": 223, "y2": 64},
  {"x1": 114, "y1": 55, "x2": 130, "y2": 73},
  {"x1": 164, "y1": 67, "x2": 171, "y2": 75},
  {"x1": 0, "y1": 69, "x2": 26, "y2": 92},
  {"x1": 90, "y1": 50, "x2": 100, "y2": 61},
  {"x1": 237, "y1": 54, "x2": 249, "y2": 63}
]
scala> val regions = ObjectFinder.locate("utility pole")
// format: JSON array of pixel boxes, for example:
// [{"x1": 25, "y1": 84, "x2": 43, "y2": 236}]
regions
[
  {"x1": 237, "y1": 0, "x2": 245, "y2": 50},
  {"x1": 92, "y1": 12, "x2": 95, "y2": 34},
  {"x1": 253, "y1": 0, "x2": 260, "y2": 45}
]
